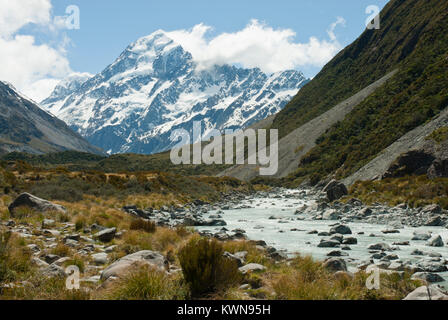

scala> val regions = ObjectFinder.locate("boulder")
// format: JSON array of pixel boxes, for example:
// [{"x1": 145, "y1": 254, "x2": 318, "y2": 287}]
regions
[
  {"x1": 94, "y1": 228, "x2": 116, "y2": 243},
  {"x1": 411, "y1": 231, "x2": 432, "y2": 241},
  {"x1": 101, "y1": 250, "x2": 168, "y2": 281},
  {"x1": 317, "y1": 239, "x2": 340, "y2": 248},
  {"x1": 323, "y1": 180, "x2": 348, "y2": 202},
  {"x1": 403, "y1": 286, "x2": 448, "y2": 300},
  {"x1": 8, "y1": 193, "x2": 66, "y2": 216},
  {"x1": 323, "y1": 258, "x2": 347, "y2": 272},
  {"x1": 322, "y1": 209, "x2": 340, "y2": 220},
  {"x1": 330, "y1": 224, "x2": 352, "y2": 235},
  {"x1": 92, "y1": 252, "x2": 108, "y2": 265},
  {"x1": 342, "y1": 237, "x2": 358, "y2": 245},
  {"x1": 427, "y1": 235, "x2": 444, "y2": 247},
  {"x1": 425, "y1": 216, "x2": 444, "y2": 227}
]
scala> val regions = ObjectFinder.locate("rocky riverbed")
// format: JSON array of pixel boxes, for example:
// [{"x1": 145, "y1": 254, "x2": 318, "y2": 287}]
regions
[{"x1": 191, "y1": 188, "x2": 448, "y2": 289}]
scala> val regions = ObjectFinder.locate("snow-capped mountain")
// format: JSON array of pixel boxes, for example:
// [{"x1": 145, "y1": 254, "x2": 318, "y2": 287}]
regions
[{"x1": 41, "y1": 31, "x2": 309, "y2": 155}]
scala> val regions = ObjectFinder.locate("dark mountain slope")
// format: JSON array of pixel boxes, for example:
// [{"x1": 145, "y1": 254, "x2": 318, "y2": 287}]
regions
[
  {"x1": 0, "y1": 81, "x2": 103, "y2": 155},
  {"x1": 272, "y1": 0, "x2": 448, "y2": 139},
  {"x1": 267, "y1": 0, "x2": 448, "y2": 185}
]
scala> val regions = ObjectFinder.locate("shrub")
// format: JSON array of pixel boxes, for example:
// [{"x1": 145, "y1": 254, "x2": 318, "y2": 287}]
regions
[
  {"x1": 130, "y1": 219, "x2": 156, "y2": 233},
  {"x1": 178, "y1": 237, "x2": 242, "y2": 297}
]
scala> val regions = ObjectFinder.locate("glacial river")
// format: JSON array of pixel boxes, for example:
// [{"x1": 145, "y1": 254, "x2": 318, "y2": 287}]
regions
[{"x1": 197, "y1": 189, "x2": 448, "y2": 288}]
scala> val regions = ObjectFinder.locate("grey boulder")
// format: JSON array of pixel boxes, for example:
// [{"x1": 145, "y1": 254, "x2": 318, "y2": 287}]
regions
[{"x1": 8, "y1": 193, "x2": 66, "y2": 216}]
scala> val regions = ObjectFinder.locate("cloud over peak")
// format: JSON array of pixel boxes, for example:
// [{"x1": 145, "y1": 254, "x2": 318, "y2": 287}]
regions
[{"x1": 166, "y1": 19, "x2": 345, "y2": 74}]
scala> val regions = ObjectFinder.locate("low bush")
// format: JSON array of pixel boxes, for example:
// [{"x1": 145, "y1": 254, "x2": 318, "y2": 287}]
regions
[{"x1": 178, "y1": 237, "x2": 242, "y2": 297}]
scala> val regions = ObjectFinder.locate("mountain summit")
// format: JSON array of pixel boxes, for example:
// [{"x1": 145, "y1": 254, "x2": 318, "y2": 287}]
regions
[{"x1": 41, "y1": 31, "x2": 309, "y2": 154}]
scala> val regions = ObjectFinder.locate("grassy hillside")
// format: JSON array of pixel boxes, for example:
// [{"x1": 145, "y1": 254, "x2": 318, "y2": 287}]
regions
[
  {"x1": 270, "y1": 0, "x2": 448, "y2": 185},
  {"x1": 1, "y1": 150, "x2": 230, "y2": 176}
]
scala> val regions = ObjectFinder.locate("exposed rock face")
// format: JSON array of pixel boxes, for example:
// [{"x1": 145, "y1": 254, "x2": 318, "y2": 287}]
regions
[
  {"x1": 383, "y1": 150, "x2": 435, "y2": 178},
  {"x1": 8, "y1": 193, "x2": 67, "y2": 216},
  {"x1": 323, "y1": 180, "x2": 348, "y2": 202},
  {"x1": 101, "y1": 250, "x2": 168, "y2": 281},
  {"x1": 344, "y1": 110, "x2": 448, "y2": 186}
]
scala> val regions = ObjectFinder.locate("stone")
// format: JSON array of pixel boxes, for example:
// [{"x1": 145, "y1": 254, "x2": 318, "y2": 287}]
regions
[
  {"x1": 403, "y1": 285, "x2": 448, "y2": 300},
  {"x1": 94, "y1": 227, "x2": 116, "y2": 243},
  {"x1": 327, "y1": 250, "x2": 349, "y2": 257},
  {"x1": 92, "y1": 252, "x2": 108, "y2": 265},
  {"x1": 42, "y1": 254, "x2": 60, "y2": 264},
  {"x1": 223, "y1": 251, "x2": 244, "y2": 267},
  {"x1": 32, "y1": 257, "x2": 49, "y2": 268},
  {"x1": 427, "y1": 235, "x2": 444, "y2": 247},
  {"x1": 412, "y1": 231, "x2": 432, "y2": 241},
  {"x1": 52, "y1": 257, "x2": 71, "y2": 266},
  {"x1": 8, "y1": 193, "x2": 66, "y2": 216},
  {"x1": 42, "y1": 219, "x2": 55, "y2": 228},
  {"x1": 323, "y1": 258, "x2": 347, "y2": 272},
  {"x1": 322, "y1": 209, "x2": 340, "y2": 220},
  {"x1": 27, "y1": 244, "x2": 40, "y2": 253},
  {"x1": 101, "y1": 250, "x2": 168, "y2": 281},
  {"x1": 238, "y1": 263, "x2": 266, "y2": 274},
  {"x1": 368, "y1": 243, "x2": 391, "y2": 251},
  {"x1": 330, "y1": 224, "x2": 352, "y2": 235},
  {"x1": 425, "y1": 216, "x2": 445, "y2": 227},
  {"x1": 323, "y1": 180, "x2": 348, "y2": 202},
  {"x1": 317, "y1": 239, "x2": 340, "y2": 248},
  {"x1": 421, "y1": 204, "x2": 442, "y2": 215},
  {"x1": 382, "y1": 229, "x2": 400, "y2": 234},
  {"x1": 342, "y1": 237, "x2": 358, "y2": 245},
  {"x1": 41, "y1": 264, "x2": 66, "y2": 278},
  {"x1": 411, "y1": 272, "x2": 445, "y2": 283},
  {"x1": 357, "y1": 207, "x2": 373, "y2": 217}
]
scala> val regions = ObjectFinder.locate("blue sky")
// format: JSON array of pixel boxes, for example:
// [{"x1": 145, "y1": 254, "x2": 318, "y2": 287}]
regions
[
  {"x1": 52, "y1": 0, "x2": 388, "y2": 75},
  {"x1": 0, "y1": 0, "x2": 389, "y2": 100}
]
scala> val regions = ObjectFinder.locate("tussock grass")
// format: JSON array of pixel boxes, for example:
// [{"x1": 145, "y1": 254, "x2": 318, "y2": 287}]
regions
[
  {"x1": 130, "y1": 219, "x2": 156, "y2": 233},
  {"x1": 99, "y1": 265, "x2": 189, "y2": 300},
  {"x1": 271, "y1": 255, "x2": 421, "y2": 300}
]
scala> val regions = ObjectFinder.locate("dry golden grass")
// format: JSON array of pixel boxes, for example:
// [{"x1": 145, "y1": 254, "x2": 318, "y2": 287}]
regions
[{"x1": 269, "y1": 255, "x2": 421, "y2": 300}]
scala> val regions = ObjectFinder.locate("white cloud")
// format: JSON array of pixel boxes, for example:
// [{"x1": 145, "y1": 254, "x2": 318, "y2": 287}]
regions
[
  {"x1": 0, "y1": 0, "x2": 72, "y2": 101},
  {"x1": 167, "y1": 19, "x2": 345, "y2": 74}
]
